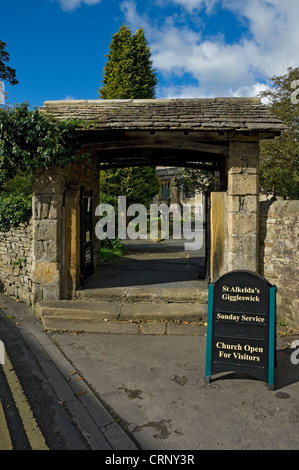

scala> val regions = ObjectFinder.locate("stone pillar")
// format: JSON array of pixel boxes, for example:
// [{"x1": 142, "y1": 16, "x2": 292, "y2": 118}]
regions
[
  {"x1": 32, "y1": 167, "x2": 65, "y2": 304},
  {"x1": 32, "y1": 156, "x2": 100, "y2": 305},
  {"x1": 227, "y1": 137, "x2": 260, "y2": 273}
]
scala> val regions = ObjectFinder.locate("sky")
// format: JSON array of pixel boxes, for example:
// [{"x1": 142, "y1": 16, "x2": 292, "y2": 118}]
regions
[{"x1": 1, "y1": 0, "x2": 299, "y2": 108}]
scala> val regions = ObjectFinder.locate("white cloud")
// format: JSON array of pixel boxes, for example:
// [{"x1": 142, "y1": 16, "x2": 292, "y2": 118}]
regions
[
  {"x1": 52, "y1": 0, "x2": 102, "y2": 12},
  {"x1": 120, "y1": 1, "x2": 146, "y2": 30},
  {"x1": 230, "y1": 83, "x2": 271, "y2": 104},
  {"x1": 167, "y1": 0, "x2": 219, "y2": 14},
  {"x1": 222, "y1": 0, "x2": 299, "y2": 75},
  {"x1": 159, "y1": 82, "x2": 271, "y2": 101},
  {"x1": 121, "y1": 0, "x2": 299, "y2": 99},
  {"x1": 158, "y1": 84, "x2": 215, "y2": 99}
]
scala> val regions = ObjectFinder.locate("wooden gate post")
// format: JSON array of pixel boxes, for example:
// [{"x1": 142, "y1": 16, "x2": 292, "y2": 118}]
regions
[
  {"x1": 63, "y1": 188, "x2": 81, "y2": 299},
  {"x1": 210, "y1": 192, "x2": 226, "y2": 282}
]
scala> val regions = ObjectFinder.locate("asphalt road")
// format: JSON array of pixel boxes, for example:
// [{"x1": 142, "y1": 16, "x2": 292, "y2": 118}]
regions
[
  {"x1": 0, "y1": 309, "x2": 90, "y2": 450},
  {"x1": 50, "y1": 328, "x2": 299, "y2": 451},
  {"x1": 1, "y1": 293, "x2": 299, "y2": 451}
]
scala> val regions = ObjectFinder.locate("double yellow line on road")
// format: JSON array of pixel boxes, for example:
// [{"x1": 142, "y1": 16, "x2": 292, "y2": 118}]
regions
[
  {"x1": 0, "y1": 399, "x2": 12, "y2": 450},
  {"x1": 0, "y1": 352, "x2": 48, "y2": 450}
]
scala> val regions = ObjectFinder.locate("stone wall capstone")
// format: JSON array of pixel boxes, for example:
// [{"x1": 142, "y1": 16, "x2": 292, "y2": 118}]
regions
[
  {"x1": 0, "y1": 220, "x2": 33, "y2": 304},
  {"x1": 260, "y1": 199, "x2": 299, "y2": 328}
]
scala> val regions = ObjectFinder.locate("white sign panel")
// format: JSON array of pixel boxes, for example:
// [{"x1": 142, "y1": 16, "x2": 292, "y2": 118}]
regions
[
  {"x1": 0, "y1": 81, "x2": 5, "y2": 104},
  {"x1": 0, "y1": 340, "x2": 4, "y2": 364}
]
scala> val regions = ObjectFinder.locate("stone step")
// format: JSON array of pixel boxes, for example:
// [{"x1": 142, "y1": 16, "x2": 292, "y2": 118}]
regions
[
  {"x1": 76, "y1": 286, "x2": 208, "y2": 303},
  {"x1": 35, "y1": 288, "x2": 209, "y2": 334}
]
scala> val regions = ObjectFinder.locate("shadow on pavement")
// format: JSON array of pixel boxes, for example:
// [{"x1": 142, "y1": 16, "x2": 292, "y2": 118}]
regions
[{"x1": 83, "y1": 237, "x2": 208, "y2": 290}]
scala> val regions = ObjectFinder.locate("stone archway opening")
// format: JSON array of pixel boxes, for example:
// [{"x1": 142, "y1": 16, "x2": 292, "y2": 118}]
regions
[
  {"x1": 32, "y1": 98, "x2": 286, "y2": 330},
  {"x1": 80, "y1": 160, "x2": 213, "y2": 294}
]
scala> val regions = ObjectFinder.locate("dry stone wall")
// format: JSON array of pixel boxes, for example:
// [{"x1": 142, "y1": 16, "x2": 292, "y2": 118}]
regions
[
  {"x1": 260, "y1": 199, "x2": 299, "y2": 328},
  {"x1": 0, "y1": 220, "x2": 33, "y2": 305}
]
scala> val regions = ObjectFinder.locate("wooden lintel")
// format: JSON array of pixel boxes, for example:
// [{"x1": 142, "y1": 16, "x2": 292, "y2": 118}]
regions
[
  {"x1": 81, "y1": 140, "x2": 228, "y2": 155},
  {"x1": 95, "y1": 150, "x2": 224, "y2": 166},
  {"x1": 99, "y1": 161, "x2": 218, "y2": 171}
]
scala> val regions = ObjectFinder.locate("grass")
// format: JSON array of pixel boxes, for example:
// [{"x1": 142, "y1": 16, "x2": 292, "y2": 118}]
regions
[{"x1": 100, "y1": 239, "x2": 126, "y2": 261}]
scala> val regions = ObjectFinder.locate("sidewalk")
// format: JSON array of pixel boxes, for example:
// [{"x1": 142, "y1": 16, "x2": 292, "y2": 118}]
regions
[
  {"x1": 1, "y1": 293, "x2": 299, "y2": 450},
  {"x1": 0, "y1": 294, "x2": 137, "y2": 450}
]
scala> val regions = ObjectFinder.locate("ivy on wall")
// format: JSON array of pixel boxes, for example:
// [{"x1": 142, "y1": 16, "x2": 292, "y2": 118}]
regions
[
  {"x1": 0, "y1": 193, "x2": 32, "y2": 231},
  {"x1": 0, "y1": 102, "x2": 79, "y2": 230},
  {"x1": 0, "y1": 102, "x2": 78, "y2": 184}
]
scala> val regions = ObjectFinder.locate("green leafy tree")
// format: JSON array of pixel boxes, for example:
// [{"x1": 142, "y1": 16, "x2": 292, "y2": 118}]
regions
[
  {"x1": 0, "y1": 102, "x2": 78, "y2": 186},
  {"x1": 99, "y1": 25, "x2": 160, "y2": 207},
  {"x1": 180, "y1": 168, "x2": 214, "y2": 197},
  {"x1": 0, "y1": 103, "x2": 78, "y2": 229},
  {"x1": 0, "y1": 40, "x2": 18, "y2": 85},
  {"x1": 259, "y1": 67, "x2": 299, "y2": 199},
  {"x1": 100, "y1": 166, "x2": 160, "y2": 208}
]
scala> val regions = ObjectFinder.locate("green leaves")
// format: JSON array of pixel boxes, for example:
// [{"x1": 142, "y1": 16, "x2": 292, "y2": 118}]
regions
[
  {"x1": 0, "y1": 40, "x2": 18, "y2": 86},
  {"x1": 259, "y1": 67, "x2": 299, "y2": 199},
  {"x1": 180, "y1": 168, "x2": 214, "y2": 196},
  {"x1": 100, "y1": 166, "x2": 160, "y2": 208},
  {"x1": 0, "y1": 193, "x2": 32, "y2": 231},
  {"x1": 0, "y1": 102, "x2": 78, "y2": 185},
  {"x1": 99, "y1": 25, "x2": 159, "y2": 207},
  {"x1": 0, "y1": 171, "x2": 33, "y2": 231},
  {"x1": 0, "y1": 103, "x2": 79, "y2": 230}
]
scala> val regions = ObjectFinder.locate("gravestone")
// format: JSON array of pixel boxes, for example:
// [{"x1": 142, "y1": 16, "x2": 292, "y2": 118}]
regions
[{"x1": 205, "y1": 271, "x2": 276, "y2": 390}]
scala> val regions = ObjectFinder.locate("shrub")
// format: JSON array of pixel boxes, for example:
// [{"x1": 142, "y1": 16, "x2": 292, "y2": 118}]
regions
[{"x1": 0, "y1": 193, "x2": 32, "y2": 231}]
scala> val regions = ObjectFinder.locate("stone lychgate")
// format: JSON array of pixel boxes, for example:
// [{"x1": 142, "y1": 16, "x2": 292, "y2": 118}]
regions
[{"x1": 32, "y1": 98, "x2": 286, "y2": 304}]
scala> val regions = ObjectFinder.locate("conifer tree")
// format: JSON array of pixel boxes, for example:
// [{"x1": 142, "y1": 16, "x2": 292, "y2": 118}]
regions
[
  {"x1": 99, "y1": 25, "x2": 159, "y2": 208},
  {"x1": 99, "y1": 25, "x2": 157, "y2": 99}
]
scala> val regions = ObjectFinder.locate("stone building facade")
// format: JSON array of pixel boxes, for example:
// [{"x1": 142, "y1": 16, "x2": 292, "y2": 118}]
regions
[{"x1": 153, "y1": 167, "x2": 204, "y2": 206}]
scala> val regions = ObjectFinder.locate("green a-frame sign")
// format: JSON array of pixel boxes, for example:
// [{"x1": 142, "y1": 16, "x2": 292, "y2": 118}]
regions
[{"x1": 204, "y1": 271, "x2": 276, "y2": 390}]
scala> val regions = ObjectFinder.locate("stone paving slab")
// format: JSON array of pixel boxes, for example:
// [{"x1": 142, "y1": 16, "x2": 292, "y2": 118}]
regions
[
  {"x1": 36, "y1": 300, "x2": 121, "y2": 320},
  {"x1": 120, "y1": 302, "x2": 204, "y2": 322}
]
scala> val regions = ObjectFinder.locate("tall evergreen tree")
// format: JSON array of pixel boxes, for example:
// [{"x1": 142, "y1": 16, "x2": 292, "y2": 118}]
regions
[
  {"x1": 131, "y1": 27, "x2": 157, "y2": 99},
  {"x1": 99, "y1": 25, "x2": 159, "y2": 208},
  {"x1": 99, "y1": 25, "x2": 157, "y2": 99}
]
